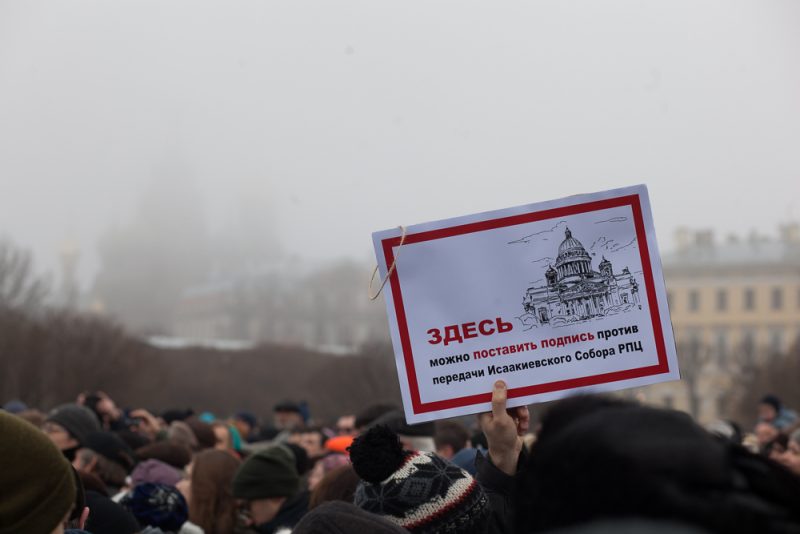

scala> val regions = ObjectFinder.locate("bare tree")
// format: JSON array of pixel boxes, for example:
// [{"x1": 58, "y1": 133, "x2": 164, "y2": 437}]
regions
[
  {"x1": 731, "y1": 341, "x2": 800, "y2": 428},
  {"x1": 676, "y1": 340, "x2": 714, "y2": 419},
  {"x1": 0, "y1": 238, "x2": 49, "y2": 313}
]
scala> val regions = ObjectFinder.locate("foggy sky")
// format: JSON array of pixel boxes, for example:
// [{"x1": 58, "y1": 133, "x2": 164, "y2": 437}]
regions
[{"x1": 1, "y1": 0, "x2": 799, "y2": 289}]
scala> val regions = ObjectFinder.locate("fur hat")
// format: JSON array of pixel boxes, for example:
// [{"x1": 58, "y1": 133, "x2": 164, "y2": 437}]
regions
[{"x1": 349, "y1": 425, "x2": 489, "y2": 534}]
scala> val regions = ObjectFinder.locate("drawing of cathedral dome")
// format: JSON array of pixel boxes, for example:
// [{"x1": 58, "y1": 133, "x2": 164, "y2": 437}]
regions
[
  {"x1": 555, "y1": 227, "x2": 592, "y2": 280},
  {"x1": 558, "y1": 227, "x2": 586, "y2": 256}
]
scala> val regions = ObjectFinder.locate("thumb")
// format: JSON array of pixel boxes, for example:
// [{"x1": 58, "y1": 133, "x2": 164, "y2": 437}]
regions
[{"x1": 491, "y1": 380, "x2": 508, "y2": 418}]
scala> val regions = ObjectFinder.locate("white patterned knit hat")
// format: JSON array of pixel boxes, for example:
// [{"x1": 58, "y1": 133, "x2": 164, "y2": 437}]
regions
[{"x1": 349, "y1": 425, "x2": 489, "y2": 534}]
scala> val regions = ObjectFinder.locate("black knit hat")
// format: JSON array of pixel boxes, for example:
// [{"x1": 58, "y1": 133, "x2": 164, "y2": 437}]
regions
[
  {"x1": 349, "y1": 425, "x2": 489, "y2": 534},
  {"x1": 84, "y1": 490, "x2": 140, "y2": 534},
  {"x1": 760, "y1": 394, "x2": 782, "y2": 412},
  {"x1": 47, "y1": 403, "x2": 101, "y2": 445},
  {"x1": 85, "y1": 431, "x2": 137, "y2": 472},
  {"x1": 232, "y1": 445, "x2": 300, "y2": 500}
]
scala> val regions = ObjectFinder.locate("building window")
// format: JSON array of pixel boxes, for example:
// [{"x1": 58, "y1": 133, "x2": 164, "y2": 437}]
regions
[
  {"x1": 772, "y1": 288, "x2": 783, "y2": 310},
  {"x1": 689, "y1": 290, "x2": 700, "y2": 312},
  {"x1": 716, "y1": 289, "x2": 727, "y2": 311},
  {"x1": 744, "y1": 288, "x2": 755, "y2": 311}
]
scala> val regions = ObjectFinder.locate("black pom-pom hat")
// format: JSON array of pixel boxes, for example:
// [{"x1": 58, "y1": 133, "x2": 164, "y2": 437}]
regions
[{"x1": 349, "y1": 425, "x2": 489, "y2": 534}]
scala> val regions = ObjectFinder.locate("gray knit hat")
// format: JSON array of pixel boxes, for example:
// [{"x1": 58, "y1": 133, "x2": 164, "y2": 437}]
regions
[{"x1": 47, "y1": 403, "x2": 101, "y2": 445}]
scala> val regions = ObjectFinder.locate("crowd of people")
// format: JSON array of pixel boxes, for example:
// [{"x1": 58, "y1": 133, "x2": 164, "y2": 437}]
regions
[{"x1": 2, "y1": 384, "x2": 800, "y2": 534}]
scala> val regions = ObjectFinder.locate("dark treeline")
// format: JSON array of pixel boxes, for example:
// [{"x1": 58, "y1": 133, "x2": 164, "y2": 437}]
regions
[{"x1": 0, "y1": 306, "x2": 401, "y2": 421}]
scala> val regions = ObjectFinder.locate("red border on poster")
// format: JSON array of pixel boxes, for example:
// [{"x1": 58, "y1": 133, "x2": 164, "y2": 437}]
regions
[{"x1": 380, "y1": 193, "x2": 671, "y2": 415}]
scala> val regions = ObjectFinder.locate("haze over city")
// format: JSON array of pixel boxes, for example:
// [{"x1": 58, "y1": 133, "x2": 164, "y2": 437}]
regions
[{"x1": 1, "y1": 0, "x2": 798, "y2": 291}]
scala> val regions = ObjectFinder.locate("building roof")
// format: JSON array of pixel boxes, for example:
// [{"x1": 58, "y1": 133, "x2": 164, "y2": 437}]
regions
[{"x1": 662, "y1": 239, "x2": 800, "y2": 269}]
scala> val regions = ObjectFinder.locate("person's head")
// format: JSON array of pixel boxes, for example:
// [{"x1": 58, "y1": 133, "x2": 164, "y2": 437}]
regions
[
  {"x1": 289, "y1": 427, "x2": 327, "y2": 459},
  {"x1": 705, "y1": 419, "x2": 743, "y2": 444},
  {"x1": 233, "y1": 411, "x2": 258, "y2": 440},
  {"x1": 232, "y1": 446, "x2": 300, "y2": 527},
  {"x1": 434, "y1": 420, "x2": 471, "y2": 459},
  {"x1": 185, "y1": 417, "x2": 218, "y2": 450},
  {"x1": 354, "y1": 403, "x2": 398, "y2": 433},
  {"x1": 44, "y1": 404, "x2": 101, "y2": 455},
  {"x1": 2, "y1": 398, "x2": 28, "y2": 413},
  {"x1": 182, "y1": 449, "x2": 241, "y2": 533},
  {"x1": 166, "y1": 420, "x2": 199, "y2": 451},
  {"x1": 308, "y1": 464, "x2": 360, "y2": 510},
  {"x1": 80, "y1": 431, "x2": 136, "y2": 473},
  {"x1": 294, "y1": 501, "x2": 410, "y2": 534},
  {"x1": 0, "y1": 411, "x2": 77, "y2": 534},
  {"x1": 308, "y1": 453, "x2": 351, "y2": 491},
  {"x1": 765, "y1": 434, "x2": 789, "y2": 462},
  {"x1": 758, "y1": 394, "x2": 782, "y2": 422},
  {"x1": 777, "y1": 429, "x2": 800, "y2": 476},
  {"x1": 73, "y1": 448, "x2": 129, "y2": 491},
  {"x1": 285, "y1": 442, "x2": 312, "y2": 477},
  {"x1": 514, "y1": 395, "x2": 800, "y2": 533},
  {"x1": 335, "y1": 415, "x2": 356, "y2": 435},
  {"x1": 273, "y1": 401, "x2": 304, "y2": 431},
  {"x1": 212, "y1": 422, "x2": 232, "y2": 450},
  {"x1": 135, "y1": 440, "x2": 192, "y2": 470},
  {"x1": 16, "y1": 408, "x2": 47, "y2": 429},
  {"x1": 131, "y1": 459, "x2": 183, "y2": 488},
  {"x1": 120, "y1": 483, "x2": 188, "y2": 532},
  {"x1": 754, "y1": 421, "x2": 780, "y2": 446},
  {"x1": 370, "y1": 410, "x2": 436, "y2": 452},
  {"x1": 83, "y1": 490, "x2": 140, "y2": 534},
  {"x1": 161, "y1": 408, "x2": 194, "y2": 425},
  {"x1": 80, "y1": 391, "x2": 121, "y2": 427},
  {"x1": 349, "y1": 425, "x2": 490, "y2": 533}
]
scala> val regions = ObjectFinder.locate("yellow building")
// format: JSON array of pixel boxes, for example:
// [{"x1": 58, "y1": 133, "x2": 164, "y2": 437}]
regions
[{"x1": 643, "y1": 224, "x2": 800, "y2": 423}]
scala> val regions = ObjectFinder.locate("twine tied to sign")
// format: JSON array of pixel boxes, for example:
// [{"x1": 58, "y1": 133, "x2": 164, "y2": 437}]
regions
[{"x1": 368, "y1": 225, "x2": 407, "y2": 300}]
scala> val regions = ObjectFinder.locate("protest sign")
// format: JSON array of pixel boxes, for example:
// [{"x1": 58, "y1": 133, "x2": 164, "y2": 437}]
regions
[{"x1": 372, "y1": 184, "x2": 679, "y2": 423}]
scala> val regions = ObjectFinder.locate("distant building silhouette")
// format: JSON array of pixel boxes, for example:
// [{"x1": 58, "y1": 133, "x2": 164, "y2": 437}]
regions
[{"x1": 171, "y1": 259, "x2": 389, "y2": 354}]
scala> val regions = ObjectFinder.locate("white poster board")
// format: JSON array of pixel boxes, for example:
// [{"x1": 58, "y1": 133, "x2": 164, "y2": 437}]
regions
[{"x1": 372, "y1": 185, "x2": 679, "y2": 424}]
